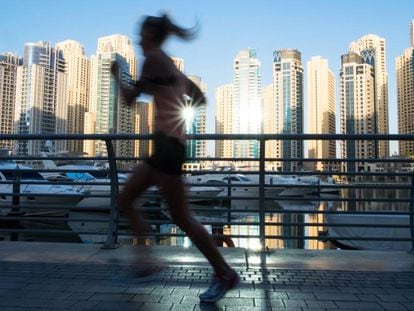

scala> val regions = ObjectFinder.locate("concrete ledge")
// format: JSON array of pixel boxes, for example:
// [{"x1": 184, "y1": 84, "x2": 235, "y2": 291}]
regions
[{"x1": 1, "y1": 241, "x2": 413, "y2": 272}]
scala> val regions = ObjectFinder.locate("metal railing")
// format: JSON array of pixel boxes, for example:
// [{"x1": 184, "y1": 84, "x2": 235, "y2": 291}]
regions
[{"x1": 0, "y1": 133, "x2": 413, "y2": 253}]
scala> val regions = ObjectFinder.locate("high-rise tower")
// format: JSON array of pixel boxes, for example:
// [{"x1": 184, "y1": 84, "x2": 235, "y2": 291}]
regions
[
  {"x1": 14, "y1": 42, "x2": 67, "y2": 155},
  {"x1": 397, "y1": 21, "x2": 414, "y2": 156},
  {"x1": 340, "y1": 53, "x2": 375, "y2": 173},
  {"x1": 186, "y1": 75, "x2": 207, "y2": 161},
  {"x1": 349, "y1": 34, "x2": 389, "y2": 158},
  {"x1": 261, "y1": 83, "x2": 277, "y2": 170},
  {"x1": 0, "y1": 53, "x2": 22, "y2": 150},
  {"x1": 215, "y1": 84, "x2": 233, "y2": 159},
  {"x1": 233, "y1": 49, "x2": 262, "y2": 165},
  {"x1": 272, "y1": 49, "x2": 304, "y2": 172},
  {"x1": 85, "y1": 35, "x2": 137, "y2": 157},
  {"x1": 170, "y1": 58, "x2": 207, "y2": 164},
  {"x1": 55, "y1": 40, "x2": 89, "y2": 154},
  {"x1": 306, "y1": 56, "x2": 336, "y2": 171}
]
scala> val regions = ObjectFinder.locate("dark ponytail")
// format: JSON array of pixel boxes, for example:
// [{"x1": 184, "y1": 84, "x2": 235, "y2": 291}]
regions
[{"x1": 142, "y1": 14, "x2": 199, "y2": 45}]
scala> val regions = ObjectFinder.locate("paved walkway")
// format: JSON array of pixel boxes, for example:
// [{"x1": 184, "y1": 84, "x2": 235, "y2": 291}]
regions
[{"x1": 0, "y1": 242, "x2": 414, "y2": 310}]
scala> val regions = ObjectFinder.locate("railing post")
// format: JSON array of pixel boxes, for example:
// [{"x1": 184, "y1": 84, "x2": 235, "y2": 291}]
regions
[
  {"x1": 102, "y1": 139, "x2": 121, "y2": 249},
  {"x1": 227, "y1": 178, "x2": 231, "y2": 224},
  {"x1": 10, "y1": 166, "x2": 21, "y2": 241},
  {"x1": 259, "y1": 138, "x2": 266, "y2": 250},
  {"x1": 410, "y1": 172, "x2": 414, "y2": 253}
]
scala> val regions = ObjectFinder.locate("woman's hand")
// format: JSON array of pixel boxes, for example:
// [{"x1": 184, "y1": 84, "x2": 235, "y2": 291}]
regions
[
  {"x1": 185, "y1": 77, "x2": 206, "y2": 107},
  {"x1": 111, "y1": 61, "x2": 139, "y2": 106},
  {"x1": 121, "y1": 86, "x2": 139, "y2": 106}
]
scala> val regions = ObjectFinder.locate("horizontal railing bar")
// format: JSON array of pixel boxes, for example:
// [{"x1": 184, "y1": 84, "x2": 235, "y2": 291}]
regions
[
  {"x1": 0, "y1": 180, "x2": 113, "y2": 185},
  {"x1": 2, "y1": 168, "x2": 413, "y2": 178},
  {"x1": 186, "y1": 181, "x2": 414, "y2": 190},
  {"x1": 1, "y1": 228, "x2": 412, "y2": 242},
  {"x1": 187, "y1": 207, "x2": 414, "y2": 215},
  {"x1": 0, "y1": 229, "x2": 125, "y2": 236},
  {"x1": 0, "y1": 217, "x2": 111, "y2": 222},
  {"x1": 213, "y1": 195, "x2": 414, "y2": 203},
  {"x1": 3, "y1": 133, "x2": 414, "y2": 140},
  {"x1": 0, "y1": 194, "x2": 155, "y2": 199},
  {"x1": 161, "y1": 194, "x2": 414, "y2": 202},
  {"x1": 145, "y1": 233, "x2": 414, "y2": 242},
  {"x1": 1, "y1": 156, "x2": 110, "y2": 162},
  {"x1": 1, "y1": 209, "x2": 413, "y2": 217},
  {"x1": 270, "y1": 209, "x2": 414, "y2": 215},
  {"x1": 188, "y1": 170, "x2": 414, "y2": 177},
  {"x1": 263, "y1": 236, "x2": 414, "y2": 241},
  {"x1": 0, "y1": 193, "x2": 86, "y2": 198},
  {"x1": 3, "y1": 179, "x2": 410, "y2": 190},
  {"x1": 3, "y1": 209, "x2": 410, "y2": 219},
  {"x1": 2, "y1": 216, "x2": 412, "y2": 229},
  {"x1": 182, "y1": 157, "x2": 414, "y2": 163}
]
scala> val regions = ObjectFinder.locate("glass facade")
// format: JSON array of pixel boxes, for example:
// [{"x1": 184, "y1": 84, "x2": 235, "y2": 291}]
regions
[
  {"x1": 273, "y1": 49, "x2": 304, "y2": 172},
  {"x1": 232, "y1": 49, "x2": 262, "y2": 161},
  {"x1": 14, "y1": 42, "x2": 66, "y2": 155}
]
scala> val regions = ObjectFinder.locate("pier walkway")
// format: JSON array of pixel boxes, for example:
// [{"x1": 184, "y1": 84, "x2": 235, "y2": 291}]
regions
[{"x1": 0, "y1": 242, "x2": 413, "y2": 310}]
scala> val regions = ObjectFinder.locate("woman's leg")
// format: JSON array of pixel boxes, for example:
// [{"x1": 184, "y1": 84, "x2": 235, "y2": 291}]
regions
[
  {"x1": 155, "y1": 172, "x2": 232, "y2": 278},
  {"x1": 119, "y1": 163, "x2": 155, "y2": 248}
]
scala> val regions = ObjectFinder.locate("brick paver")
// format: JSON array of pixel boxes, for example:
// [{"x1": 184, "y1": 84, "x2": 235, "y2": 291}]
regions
[{"x1": 0, "y1": 260, "x2": 413, "y2": 310}]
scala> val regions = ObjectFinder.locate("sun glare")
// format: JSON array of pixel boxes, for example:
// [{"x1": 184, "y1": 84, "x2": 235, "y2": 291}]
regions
[
  {"x1": 182, "y1": 106, "x2": 195, "y2": 122},
  {"x1": 182, "y1": 104, "x2": 195, "y2": 131}
]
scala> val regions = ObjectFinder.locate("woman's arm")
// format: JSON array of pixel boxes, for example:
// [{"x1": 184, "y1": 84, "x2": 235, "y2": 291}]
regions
[
  {"x1": 111, "y1": 52, "x2": 175, "y2": 105},
  {"x1": 110, "y1": 62, "x2": 141, "y2": 106},
  {"x1": 185, "y1": 77, "x2": 206, "y2": 107}
]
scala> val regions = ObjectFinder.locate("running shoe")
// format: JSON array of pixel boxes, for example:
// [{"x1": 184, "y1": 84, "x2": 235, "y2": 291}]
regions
[{"x1": 199, "y1": 269, "x2": 240, "y2": 303}]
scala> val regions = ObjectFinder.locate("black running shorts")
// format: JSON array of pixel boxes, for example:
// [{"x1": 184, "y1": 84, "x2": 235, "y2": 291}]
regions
[{"x1": 146, "y1": 132, "x2": 185, "y2": 175}]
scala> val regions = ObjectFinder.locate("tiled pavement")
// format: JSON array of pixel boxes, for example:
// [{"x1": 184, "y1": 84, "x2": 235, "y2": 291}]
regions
[{"x1": 0, "y1": 242, "x2": 413, "y2": 310}]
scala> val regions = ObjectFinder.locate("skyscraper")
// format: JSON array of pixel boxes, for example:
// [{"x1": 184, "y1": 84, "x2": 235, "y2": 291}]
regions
[
  {"x1": 396, "y1": 21, "x2": 414, "y2": 156},
  {"x1": 233, "y1": 49, "x2": 262, "y2": 164},
  {"x1": 85, "y1": 34, "x2": 137, "y2": 157},
  {"x1": 0, "y1": 53, "x2": 22, "y2": 150},
  {"x1": 272, "y1": 49, "x2": 304, "y2": 172},
  {"x1": 261, "y1": 83, "x2": 277, "y2": 170},
  {"x1": 14, "y1": 42, "x2": 67, "y2": 155},
  {"x1": 349, "y1": 34, "x2": 389, "y2": 158},
  {"x1": 55, "y1": 40, "x2": 89, "y2": 154},
  {"x1": 306, "y1": 56, "x2": 336, "y2": 171},
  {"x1": 97, "y1": 34, "x2": 137, "y2": 80},
  {"x1": 83, "y1": 53, "x2": 98, "y2": 156},
  {"x1": 169, "y1": 58, "x2": 207, "y2": 164},
  {"x1": 215, "y1": 84, "x2": 233, "y2": 160},
  {"x1": 187, "y1": 75, "x2": 207, "y2": 161},
  {"x1": 135, "y1": 100, "x2": 154, "y2": 158},
  {"x1": 340, "y1": 53, "x2": 375, "y2": 173}
]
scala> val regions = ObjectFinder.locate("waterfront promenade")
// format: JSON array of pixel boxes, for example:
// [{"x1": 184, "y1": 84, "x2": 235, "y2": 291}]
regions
[{"x1": 0, "y1": 241, "x2": 413, "y2": 310}]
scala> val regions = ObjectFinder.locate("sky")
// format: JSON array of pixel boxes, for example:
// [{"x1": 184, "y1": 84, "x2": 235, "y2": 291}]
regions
[{"x1": 1, "y1": 0, "x2": 413, "y2": 155}]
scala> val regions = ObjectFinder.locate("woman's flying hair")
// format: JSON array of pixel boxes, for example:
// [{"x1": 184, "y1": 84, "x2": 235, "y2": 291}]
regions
[{"x1": 141, "y1": 14, "x2": 199, "y2": 45}]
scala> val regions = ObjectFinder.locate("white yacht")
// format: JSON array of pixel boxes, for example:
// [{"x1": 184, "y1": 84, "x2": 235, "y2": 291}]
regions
[
  {"x1": 187, "y1": 174, "x2": 263, "y2": 199},
  {"x1": 250, "y1": 174, "x2": 307, "y2": 197},
  {"x1": 41, "y1": 161, "x2": 221, "y2": 207},
  {"x1": 145, "y1": 182, "x2": 223, "y2": 204},
  {"x1": 0, "y1": 162, "x2": 85, "y2": 214},
  {"x1": 184, "y1": 185, "x2": 223, "y2": 203},
  {"x1": 41, "y1": 163, "x2": 130, "y2": 209},
  {"x1": 259, "y1": 175, "x2": 339, "y2": 197},
  {"x1": 189, "y1": 173, "x2": 315, "y2": 199}
]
